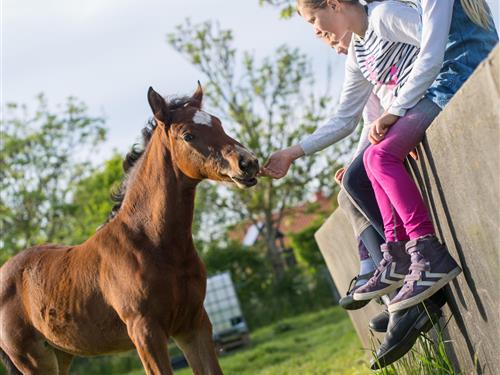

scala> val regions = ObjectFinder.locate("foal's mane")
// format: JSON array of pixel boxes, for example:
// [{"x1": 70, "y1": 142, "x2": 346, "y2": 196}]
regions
[{"x1": 103, "y1": 95, "x2": 195, "y2": 226}]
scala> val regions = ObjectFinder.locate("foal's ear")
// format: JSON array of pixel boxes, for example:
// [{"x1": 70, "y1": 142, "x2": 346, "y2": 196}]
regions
[
  {"x1": 147, "y1": 87, "x2": 168, "y2": 122},
  {"x1": 190, "y1": 81, "x2": 203, "y2": 109}
]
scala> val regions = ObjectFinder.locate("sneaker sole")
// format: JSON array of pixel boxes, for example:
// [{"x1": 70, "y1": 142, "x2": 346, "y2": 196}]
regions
[
  {"x1": 353, "y1": 280, "x2": 404, "y2": 301},
  {"x1": 388, "y1": 267, "x2": 462, "y2": 313},
  {"x1": 370, "y1": 309, "x2": 441, "y2": 370},
  {"x1": 340, "y1": 297, "x2": 371, "y2": 310}
]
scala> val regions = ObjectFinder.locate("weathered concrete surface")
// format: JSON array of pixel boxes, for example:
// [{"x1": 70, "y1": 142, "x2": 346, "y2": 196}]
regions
[
  {"x1": 315, "y1": 210, "x2": 386, "y2": 349},
  {"x1": 409, "y1": 44, "x2": 500, "y2": 375},
  {"x1": 315, "y1": 44, "x2": 500, "y2": 374}
]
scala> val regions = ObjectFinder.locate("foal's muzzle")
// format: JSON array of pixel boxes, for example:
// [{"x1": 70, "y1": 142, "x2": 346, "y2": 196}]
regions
[{"x1": 230, "y1": 147, "x2": 259, "y2": 188}]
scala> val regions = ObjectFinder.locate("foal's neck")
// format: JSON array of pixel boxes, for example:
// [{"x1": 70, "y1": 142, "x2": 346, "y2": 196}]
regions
[{"x1": 116, "y1": 128, "x2": 198, "y2": 252}]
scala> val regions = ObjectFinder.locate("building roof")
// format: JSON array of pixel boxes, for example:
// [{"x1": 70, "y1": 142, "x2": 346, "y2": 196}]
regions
[{"x1": 229, "y1": 191, "x2": 334, "y2": 247}]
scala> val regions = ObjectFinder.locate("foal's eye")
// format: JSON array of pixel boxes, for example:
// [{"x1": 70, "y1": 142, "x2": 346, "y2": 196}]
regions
[{"x1": 183, "y1": 133, "x2": 195, "y2": 142}]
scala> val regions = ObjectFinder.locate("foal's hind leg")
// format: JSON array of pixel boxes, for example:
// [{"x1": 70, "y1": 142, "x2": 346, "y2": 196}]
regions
[
  {"x1": 2, "y1": 337, "x2": 59, "y2": 375},
  {"x1": 173, "y1": 310, "x2": 223, "y2": 375},
  {"x1": 54, "y1": 349, "x2": 74, "y2": 375},
  {"x1": 1, "y1": 307, "x2": 58, "y2": 374}
]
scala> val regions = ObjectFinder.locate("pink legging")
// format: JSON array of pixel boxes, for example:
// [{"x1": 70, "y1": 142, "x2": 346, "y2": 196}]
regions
[{"x1": 363, "y1": 99, "x2": 440, "y2": 242}]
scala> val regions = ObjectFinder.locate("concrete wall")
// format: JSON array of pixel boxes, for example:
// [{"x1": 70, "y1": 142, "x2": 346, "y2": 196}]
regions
[
  {"x1": 315, "y1": 45, "x2": 500, "y2": 374},
  {"x1": 314, "y1": 210, "x2": 386, "y2": 347}
]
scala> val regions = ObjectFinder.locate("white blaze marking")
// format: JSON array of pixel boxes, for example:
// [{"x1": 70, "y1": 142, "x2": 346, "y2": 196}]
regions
[{"x1": 193, "y1": 110, "x2": 212, "y2": 127}]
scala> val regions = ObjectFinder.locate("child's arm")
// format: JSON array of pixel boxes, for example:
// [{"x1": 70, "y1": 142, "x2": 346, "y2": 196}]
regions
[
  {"x1": 387, "y1": 0, "x2": 453, "y2": 117},
  {"x1": 260, "y1": 47, "x2": 372, "y2": 179},
  {"x1": 297, "y1": 48, "x2": 373, "y2": 156},
  {"x1": 371, "y1": 0, "x2": 422, "y2": 47}
]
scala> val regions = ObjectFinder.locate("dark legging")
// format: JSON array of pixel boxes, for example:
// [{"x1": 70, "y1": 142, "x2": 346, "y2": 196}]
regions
[{"x1": 342, "y1": 145, "x2": 384, "y2": 238}]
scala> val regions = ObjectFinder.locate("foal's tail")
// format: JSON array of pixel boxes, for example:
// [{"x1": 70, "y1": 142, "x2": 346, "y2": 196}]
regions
[{"x1": 0, "y1": 348, "x2": 22, "y2": 375}]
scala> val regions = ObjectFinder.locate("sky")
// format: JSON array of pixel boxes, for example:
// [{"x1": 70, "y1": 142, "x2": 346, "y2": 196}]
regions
[
  {"x1": 2, "y1": 0, "x2": 345, "y2": 161},
  {"x1": 2, "y1": 0, "x2": 499, "y2": 163}
]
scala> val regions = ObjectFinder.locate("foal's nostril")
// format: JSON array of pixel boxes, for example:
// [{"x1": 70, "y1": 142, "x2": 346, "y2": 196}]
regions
[
  {"x1": 238, "y1": 156, "x2": 259, "y2": 175},
  {"x1": 250, "y1": 158, "x2": 259, "y2": 172},
  {"x1": 239, "y1": 157, "x2": 250, "y2": 172}
]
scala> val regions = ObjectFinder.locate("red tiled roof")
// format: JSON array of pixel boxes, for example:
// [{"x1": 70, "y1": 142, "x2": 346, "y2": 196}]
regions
[{"x1": 228, "y1": 192, "x2": 334, "y2": 246}]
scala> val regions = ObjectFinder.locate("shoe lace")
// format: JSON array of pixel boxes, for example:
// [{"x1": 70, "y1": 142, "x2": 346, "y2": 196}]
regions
[
  {"x1": 359, "y1": 244, "x2": 398, "y2": 288},
  {"x1": 346, "y1": 275, "x2": 359, "y2": 295},
  {"x1": 368, "y1": 251, "x2": 392, "y2": 285},
  {"x1": 364, "y1": 269, "x2": 381, "y2": 287}
]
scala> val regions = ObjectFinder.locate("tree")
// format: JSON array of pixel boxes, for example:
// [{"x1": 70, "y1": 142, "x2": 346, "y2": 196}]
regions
[
  {"x1": 202, "y1": 240, "x2": 333, "y2": 328},
  {"x1": 202, "y1": 241, "x2": 272, "y2": 327},
  {"x1": 0, "y1": 94, "x2": 107, "y2": 261},
  {"x1": 167, "y1": 21, "x2": 357, "y2": 279},
  {"x1": 289, "y1": 218, "x2": 328, "y2": 273},
  {"x1": 67, "y1": 154, "x2": 123, "y2": 244},
  {"x1": 259, "y1": 0, "x2": 296, "y2": 19}
]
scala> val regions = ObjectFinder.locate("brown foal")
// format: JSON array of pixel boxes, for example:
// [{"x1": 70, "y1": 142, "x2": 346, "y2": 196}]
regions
[{"x1": 0, "y1": 84, "x2": 259, "y2": 375}]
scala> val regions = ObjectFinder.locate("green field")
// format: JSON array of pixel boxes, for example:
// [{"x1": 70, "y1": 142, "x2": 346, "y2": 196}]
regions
[{"x1": 127, "y1": 306, "x2": 371, "y2": 375}]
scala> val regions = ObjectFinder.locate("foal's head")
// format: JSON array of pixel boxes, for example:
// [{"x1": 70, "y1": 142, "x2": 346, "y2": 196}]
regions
[{"x1": 147, "y1": 84, "x2": 259, "y2": 188}]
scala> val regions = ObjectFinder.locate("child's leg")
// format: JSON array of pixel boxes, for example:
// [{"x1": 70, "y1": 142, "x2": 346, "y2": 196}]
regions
[
  {"x1": 358, "y1": 240, "x2": 376, "y2": 279},
  {"x1": 363, "y1": 99, "x2": 440, "y2": 239},
  {"x1": 337, "y1": 189, "x2": 376, "y2": 279},
  {"x1": 362, "y1": 153, "x2": 409, "y2": 242},
  {"x1": 337, "y1": 188, "x2": 377, "y2": 310},
  {"x1": 359, "y1": 225, "x2": 384, "y2": 265},
  {"x1": 337, "y1": 189, "x2": 376, "y2": 281},
  {"x1": 342, "y1": 150, "x2": 385, "y2": 238},
  {"x1": 337, "y1": 188, "x2": 371, "y2": 240},
  {"x1": 338, "y1": 187, "x2": 384, "y2": 266},
  {"x1": 353, "y1": 162, "x2": 412, "y2": 302},
  {"x1": 363, "y1": 99, "x2": 461, "y2": 311}
]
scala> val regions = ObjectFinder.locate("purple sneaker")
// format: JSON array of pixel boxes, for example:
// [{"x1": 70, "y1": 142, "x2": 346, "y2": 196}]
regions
[
  {"x1": 353, "y1": 241, "x2": 410, "y2": 301},
  {"x1": 388, "y1": 235, "x2": 462, "y2": 313}
]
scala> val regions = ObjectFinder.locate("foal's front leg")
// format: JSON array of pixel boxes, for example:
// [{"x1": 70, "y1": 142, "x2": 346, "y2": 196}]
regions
[
  {"x1": 173, "y1": 310, "x2": 223, "y2": 375},
  {"x1": 126, "y1": 316, "x2": 173, "y2": 375}
]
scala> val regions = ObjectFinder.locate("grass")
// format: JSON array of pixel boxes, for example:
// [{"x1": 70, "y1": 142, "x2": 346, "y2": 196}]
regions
[
  {"x1": 127, "y1": 306, "x2": 372, "y2": 375},
  {"x1": 86, "y1": 305, "x2": 460, "y2": 375},
  {"x1": 0, "y1": 305, "x2": 459, "y2": 375}
]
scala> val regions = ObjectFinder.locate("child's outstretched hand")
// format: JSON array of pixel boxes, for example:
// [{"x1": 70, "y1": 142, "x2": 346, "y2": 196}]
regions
[
  {"x1": 259, "y1": 145, "x2": 304, "y2": 179},
  {"x1": 369, "y1": 112, "x2": 400, "y2": 144},
  {"x1": 260, "y1": 151, "x2": 291, "y2": 179}
]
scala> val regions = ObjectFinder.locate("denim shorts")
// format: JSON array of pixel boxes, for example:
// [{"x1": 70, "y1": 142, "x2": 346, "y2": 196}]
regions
[{"x1": 426, "y1": 0, "x2": 499, "y2": 109}]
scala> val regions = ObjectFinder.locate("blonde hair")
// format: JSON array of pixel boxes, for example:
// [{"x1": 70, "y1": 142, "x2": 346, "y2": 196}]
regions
[
  {"x1": 296, "y1": 0, "x2": 328, "y2": 12},
  {"x1": 296, "y1": 0, "x2": 385, "y2": 12},
  {"x1": 460, "y1": 0, "x2": 493, "y2": 29},
  {"x1": 297, "y1": 0, "x2": 493, "y2": 30}
]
